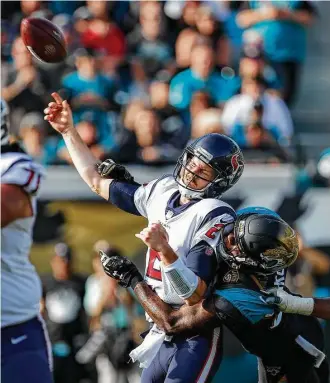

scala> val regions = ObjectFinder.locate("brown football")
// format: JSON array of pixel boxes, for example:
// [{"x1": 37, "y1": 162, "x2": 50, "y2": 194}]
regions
[{"x1": 20, "y1": 17, "x2": 67, "y2": 63}]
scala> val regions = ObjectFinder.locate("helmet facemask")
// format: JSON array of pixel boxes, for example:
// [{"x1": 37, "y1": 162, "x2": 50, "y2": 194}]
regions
[
  {"x1": 174, "y1": 147, "x2": 229, "y2": 200},
  {"x1": 216, "y1": 226, "x2": 261, "y2": 272}
]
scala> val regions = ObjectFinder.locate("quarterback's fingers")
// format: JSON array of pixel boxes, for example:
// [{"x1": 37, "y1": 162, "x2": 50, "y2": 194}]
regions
[
  {"x1": 62, "y1": 100, "x2": 71, "y2": 113},
  {"x1": 52, "y1": 92, "x2": 63, "y2": 105}
]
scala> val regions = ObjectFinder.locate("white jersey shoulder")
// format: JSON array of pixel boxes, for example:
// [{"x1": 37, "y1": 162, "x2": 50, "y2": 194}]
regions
[
  {"x1": 1, "y1": 151, "x2": 45, "y2": 327},
  {"x1": 134, "y1": 175, "x2": 176, "y2": 217},
  {"x1": 137, "y1": 175, "x2": 235, "y2": 313},
  {"x1": 1, "y1": 151, "x2": 45, "y2": 195}
]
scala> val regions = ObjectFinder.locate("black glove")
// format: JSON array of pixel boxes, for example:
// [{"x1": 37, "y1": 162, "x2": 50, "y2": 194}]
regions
[
  {"x1": 100, "y1": 250, "x2": 143, "y2": 289},
  {"x1": 96, "y1": 159, "x2": 136, "y2": 184}
]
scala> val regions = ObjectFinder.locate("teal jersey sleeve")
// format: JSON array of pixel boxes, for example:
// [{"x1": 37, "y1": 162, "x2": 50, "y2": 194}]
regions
[{"x1": 214, "y1": 288, "x2": 275, "y2": 324}]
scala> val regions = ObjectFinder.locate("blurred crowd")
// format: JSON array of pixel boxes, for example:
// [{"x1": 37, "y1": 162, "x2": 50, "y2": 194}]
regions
[
  {"x1": 41, "y1": 240, "x2": 147, "y2": 383},
  {"x1": 2, "y1": 0, "x2": 326, "y2": 169},
  {"x1": 1, "y1": 3, "x2": 329, "y2": 382}
]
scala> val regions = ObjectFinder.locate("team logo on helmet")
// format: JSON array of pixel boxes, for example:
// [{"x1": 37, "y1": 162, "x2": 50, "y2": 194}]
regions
[{"x1": 231, "y1": 153, "x2": 243, "y2": 175}]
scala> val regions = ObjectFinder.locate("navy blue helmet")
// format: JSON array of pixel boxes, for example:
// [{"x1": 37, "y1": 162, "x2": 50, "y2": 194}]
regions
[{"x1": 173, "y1": 133, "x2": 244, "y2": 199}]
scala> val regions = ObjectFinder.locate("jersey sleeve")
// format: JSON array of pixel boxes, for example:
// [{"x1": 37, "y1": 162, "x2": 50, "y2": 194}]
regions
[
  {"x1": 133, "y1": 177, "x2": 166, "y2": 217},
  {"x1": 2, "y1": 159, "x2": 45, "y2": 196},
  {"x1": 213, "y1": 288, "x2": 275, "y2": 325},
  {"x1": 191, "y1": 206, "x2": 236, "y2": 251},
  {"x1": 185, "y1": 241, "x2": 218, "y2": 285}
]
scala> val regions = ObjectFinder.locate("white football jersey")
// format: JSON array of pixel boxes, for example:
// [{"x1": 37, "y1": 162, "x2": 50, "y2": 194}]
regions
[
  {"x1": 134, "y1": 175, "x2": 235, "y2": 315},
  {"x1": 1, "y1": 150, "x2": 45, "y2": 327}
]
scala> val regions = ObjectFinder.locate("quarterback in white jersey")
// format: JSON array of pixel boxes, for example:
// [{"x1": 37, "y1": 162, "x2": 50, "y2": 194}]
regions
[
  {"x1": 133, "y1": 175, "x2": 236, "y2": 309},
  {"x1": 44, "y1": 92, "x2": 244, "y2": 383},
  {"x1": 1, "y1": 100, "x2": 52, "y2": 383}
]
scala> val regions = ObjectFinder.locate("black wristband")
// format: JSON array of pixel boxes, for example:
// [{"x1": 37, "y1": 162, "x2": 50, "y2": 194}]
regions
[{"x1": 130, "y1": 273, "x2": 144, "y2": 290}]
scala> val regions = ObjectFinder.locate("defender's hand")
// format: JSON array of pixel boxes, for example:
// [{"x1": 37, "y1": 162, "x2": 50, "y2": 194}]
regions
[
  {"x1": 97, "y1": 158, "x2": 135, "y2": 183},
  {"x1": 100, "y1": 250, "x2": 143, "y2": 289},
  {"x1": 135, "y1": 223, "x2": 169, "y2": 253},
  {"x1": 44, "y1": 92, "x2": 74, "y2": 135}
]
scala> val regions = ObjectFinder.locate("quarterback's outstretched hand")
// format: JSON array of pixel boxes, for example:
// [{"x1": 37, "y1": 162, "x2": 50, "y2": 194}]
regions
[
  {"x1": 135, "y1": 223, "x2": 170, "y2": 253},
  {"x1": 262, "y1": 288, "x2": 314, "y2": 316},
  {"x1": 100, "y1": 250, "x2": 143, "y2": 289},
  {"x1": 44, "y1": 92, "x2": 74, "y2": 135},
  {"x1": 96, "y1": 159, "x2": 136, "y2": 184}
]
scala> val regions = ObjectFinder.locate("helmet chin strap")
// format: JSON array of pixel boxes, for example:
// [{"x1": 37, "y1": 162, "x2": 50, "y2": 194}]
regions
[{"x1": 178, "y1": 184, "x2": 205, "y2": 200}]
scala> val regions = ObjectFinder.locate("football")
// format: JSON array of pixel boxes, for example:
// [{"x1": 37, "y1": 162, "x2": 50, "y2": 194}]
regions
[{"x1": 20, "y1": 17, "x2": 67, "y2": 63}]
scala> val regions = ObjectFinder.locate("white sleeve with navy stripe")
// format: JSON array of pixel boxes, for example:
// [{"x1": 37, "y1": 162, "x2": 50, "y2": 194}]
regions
[{"x1": 133, "y1": 176, "x2": 174, "y2": 218}]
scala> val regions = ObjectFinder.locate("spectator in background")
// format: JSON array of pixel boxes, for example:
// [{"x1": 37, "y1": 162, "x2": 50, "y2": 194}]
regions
[
  {"x1": 79, "y1": 0, "x2": 126, "y2": 75},
  {"x1": 177, "y1": 0, "x2": 201, "y2": 31},
  {"x1": 134, "y1": 108, "x2": 183, "y2": 164},
  {"x1": 189, "y1": 91, "x2": 213, "y2": 121},
  {"x1": 238, "y1": 120, "x2": 290, "y2": 164},
  {"x1": 57, "y1": 112, "x2": 116, "y2": 164},
  {"x1": 237, "y1": 1, "x2": 316, "y2": 106},
  {"x1": 121, "y1": 100, "x2": 145, "y2": 132},
  {"x1": 127, "y1": 2, "x2": 174, "y2": 82},
  {"x1": 19, "y1": 112, "x2": 59, "y2": 165},
  {"x1": 174, "y1": 27, "x2": 199, "y2": 74},
  {"x1": 83, "y1": 241, "x2": 118, "y2": 331},
  {"x1": 114, "y1": 108, "x2": 182, "y2": 164},
  {"x1": 149, "y1": 80, "x2": 189, "y2": 147},
  {"x1": 47, "y1": 0, "x2": 83, "y2": 16},
  {"x1": 195, "y1": 5, "x2": 230, "y2": 67},
  {"x1": 72, "y1": 4, "x2": 93, "y2": 35},
  {"x1": 41, "y1": 243, "x2": 93, "y2": 383},
  {"x1": 1, "y1": 19, "x2": 18, "y2": 62},
  {"x1": 79, "y1": 242, "x2": 143, "y2": 383},
  {"x1": 191, "y1": 108, "x2": 223, "y2": 139},
  {"x1": 1, "y1": 37, "x2": 49, "y2": 135},
  {"x1": 61, "y1": 47, "x2": 117, "y2": 150},
  {"x1": 238, "y1": 41, "x2": 282, "y2": 96},
  {"x1": 231, "y1": 101, "x2": 288, "y2": 148},
  {"x1": 62, "y1": 48, "x2": 116, "y2": 112},
  {"x1": 169, "y1": 39, "x2": 239, "y2": 113},
  {"x1": 222, "y1": 76, "x2": 293, "y2": 143},
  {"x1": 10, "y1": 0, "x2": 47, "y2": 32},
  {"x1": 202, "y1": 0, "x2": 244, "y2": 68}
]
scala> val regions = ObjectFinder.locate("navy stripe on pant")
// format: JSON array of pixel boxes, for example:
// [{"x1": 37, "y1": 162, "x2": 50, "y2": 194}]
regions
[
  {"x1": 141, "y1": 326, "x2": 223, "y2": 383},
  {"x1": 1, "y1": 316, "x2": 53, "y2": 383}
]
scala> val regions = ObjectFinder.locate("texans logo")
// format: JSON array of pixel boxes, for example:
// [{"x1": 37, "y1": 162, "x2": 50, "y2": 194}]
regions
[
  {"x1": 231, "y1": 153, "x2": 242, "y2": 172},
  {"x1": 230, "y1": 153, "x2": 244, "y2": 182}
]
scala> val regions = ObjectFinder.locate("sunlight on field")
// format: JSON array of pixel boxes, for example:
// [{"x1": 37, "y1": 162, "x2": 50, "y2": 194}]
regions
[{"x1": 30, "y1": 201, "x2": 146, "y2": 274}]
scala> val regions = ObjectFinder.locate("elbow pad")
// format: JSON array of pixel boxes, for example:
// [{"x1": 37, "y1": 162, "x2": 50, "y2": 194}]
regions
[{"x1": 163, "y1": 258, "x2": 199, "y2": 300}]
